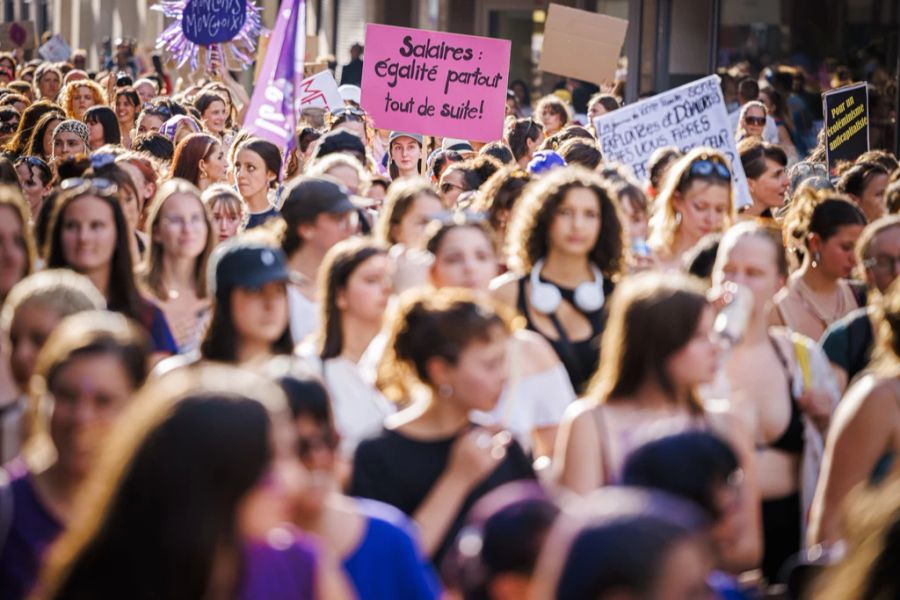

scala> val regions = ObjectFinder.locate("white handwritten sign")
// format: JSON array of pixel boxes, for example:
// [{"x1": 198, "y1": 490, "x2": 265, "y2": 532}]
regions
[
  {"x1": 594, "y1": 75, "x2": 752, "y2": 208},
  {"x1": 298, "y1": 69, "x2": 343, "y2": 111}
]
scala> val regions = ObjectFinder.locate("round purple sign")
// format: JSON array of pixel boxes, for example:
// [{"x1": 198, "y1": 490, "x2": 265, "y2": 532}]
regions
[{"x1": 181, "y1": 0, "x2": 247, "y2": 45}]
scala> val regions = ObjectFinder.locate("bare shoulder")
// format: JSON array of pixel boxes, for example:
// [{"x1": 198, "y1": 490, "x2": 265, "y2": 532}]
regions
[
  {"x1": 512, "y1": 329, "x2": 561, "y2": 372},
  {"x1": 490, "y1": 272, "x2": 520, "y2": 306}
]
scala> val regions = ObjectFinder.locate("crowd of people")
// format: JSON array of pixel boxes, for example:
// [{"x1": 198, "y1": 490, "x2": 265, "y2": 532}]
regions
[{"x1": 0, "y1": 33, "x2": 897, "y2": 600}]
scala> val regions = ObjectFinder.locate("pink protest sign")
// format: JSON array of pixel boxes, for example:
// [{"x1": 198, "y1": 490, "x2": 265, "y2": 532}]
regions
[{"x1": 360, "y1": 24, "x2": 510, "y2": 142}]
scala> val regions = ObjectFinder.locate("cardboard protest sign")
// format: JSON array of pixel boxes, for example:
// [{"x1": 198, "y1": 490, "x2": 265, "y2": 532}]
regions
[
  {"x1": 0, "y1": 21, "x2": 36, "y2": 50},
  {"x1": 823, "y1": 82, "x2": 869, "y2": 176},
  {"x1": 360, "y1": 24, "x2": 510, "y2": 141},
  {"x1": 539, "y1": 4, "x2": 628, "y2": 85},
  {"x1": 594, "y1": 74, "x2": 752, "y2": 208},
  {"x1": 38, "y1": 35, "x2": 72, "y2": 63},
  {"x1": 297, "y1": 70, "x2": 344, "y2": 111}
]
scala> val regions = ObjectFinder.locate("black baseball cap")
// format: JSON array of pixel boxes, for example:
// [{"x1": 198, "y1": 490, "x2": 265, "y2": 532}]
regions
[
  {"x1": 208, "y1": 240, "x2": 291, "y2": 300},
  {"x1": 313, "y1": 129, "x2": 366, "y2": 161},
  {"x1": 280, "y1": 176, "x2": 358, "y2": 225}
]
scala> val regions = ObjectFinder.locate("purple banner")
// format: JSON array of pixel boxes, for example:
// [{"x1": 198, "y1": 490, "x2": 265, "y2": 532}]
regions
[{"x1": 243, "y1": 0, "x2": 305, "y2": 151}]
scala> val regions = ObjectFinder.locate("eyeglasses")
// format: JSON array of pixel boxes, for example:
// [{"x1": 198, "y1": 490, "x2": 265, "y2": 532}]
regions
[
  {"x1": 743, "y1": 116, "x2": 766, "y2": 127},
  {"x1": 681, "y1": 158, "x2": 731, "y2": 185},
  {"x1": 440, "y1": 181, "x2": 467, "y2": 195},
  {"x1": 59, "y1": 177, "x2": 119, "y2": 197},
  {"x1": 863, "y1": 255, "x2": 900, "y2": 273}
]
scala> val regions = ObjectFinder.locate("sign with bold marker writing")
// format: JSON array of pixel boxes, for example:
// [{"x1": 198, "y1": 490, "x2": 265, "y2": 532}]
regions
[
  {"x1": 360, "y1": 24, "x2": 511, "y2": 142},
  {"x1": 182, "y1": 0, "x2": 247, "y2": 45},
  {"x1": 297, "y1": 69, "x2": 344, "y2": 111},
  {"x1": 822, "y1": 82, "x2": 869, "y2": 176},
  {"x1": 594, "y1": 74, "x2": 752, "y2": 208}
]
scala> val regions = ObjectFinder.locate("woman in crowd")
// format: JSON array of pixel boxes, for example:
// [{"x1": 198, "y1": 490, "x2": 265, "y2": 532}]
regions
[
  {"x1": 351, "y1": 288, "x2": 535, "y2": 567},
  {"x1": 557, "y1": 138, "x2": 603, "y2": 171},
  {"x1": 474, "y1": 166, "x2": 532, "y2": 246},
  {"x1": 0, "y1": 311, "x2": 150, "y2": 598},
  {"x1": 646, "y1": 146, "x2": 684, "y2": 199},
  {"x1": 736, "y1": 100, "x2": 768, "y2": 141},
  {"x1": 307, "y1": 153, "x2": 367, "y2": 196},
  {"x1": 376, "y1": 178, "x2": 443, "y2": 251},
  {"x1": 648, "y1": 149, "x2": 734, "y2": 270},
  {"x1": 14, "y1": 155, "x2": 53, "y2": 217},
  {"x1": 426, "y1": 214, "x2": 575, "y2": 457},
  {"x1": 505, "y1": 118, "x2": 544, "y2": 170},
  {"x1": 712, "y1": 222, "x2": 837, "y2": 581},
  {"x1": 193, "y1": 90, "x2": 230, "y2": 141},
  {"x1": 202, "y1": 183, "x2": 246, "y2": 245},
  {"x1": 587, "y1": 93, "x2": 620, "y2": 122},
  {"x1": 234, "y1": 138, "x2": 282, "y2": 229},
  {"x1": 298, "y1": 237, "x2": 395, "y2": 456},
  {"x1": 116, "y1": 153, "x2": 158, "y2": 230},
  {"x1": 44, "y1": 176, "x2": 177, "y2": 355},
  {"x1": 738, "y1": 138, "x2": 789, "y2": 219},
  {"x1": 0, "y1": 185, "x2": 36, "y2": 302},
  {"x1": 59, "y1": 79, "x2": 104, "y2": 121},
  {"x1": 3, "y1": 101, "x2": 59, "y2": 159},
  {"x1": 267, "y1": 359, "x2": 441, "y2": 599},
  {"x1": 199, "y1": 240, "x2": 293, "y2": 365},
  {"x1": 33, "y1": 364, "x2": 351, "y2": 599},
  {"x1": 140, "y1": 179, "x2": 215, "y2": 354},
  {"x1": 90, "y1": 157, "x2": 149, "y2": 257},
  {"x1": 171, "y1": 133, "x2": 228, "y2": 192},
  {"x1": 27, "y1": 111, "x2": 65, "y2": 162},
  {"x1": 809, "y1": 280, "x2": 900, "y2": 545},
  {"x1": 759, "y1": 87, "x2": 800, "y2": 161},
  {"x1": 279, "y1": 176, "x2": 359, "y2": 345},
  {"x1": 439, "y1": 157, "x2": 502, "y2": 209},
  {"x1": 0, "y1": 270, "x2": 105, "y2": 464},
  {"x1": 50, "y1": 120, "x2": 91, "y2": 163},
  {"x1": 33, "y1": 64, "x2": 61, "y2": 103},
  {"x1": 83, "y1": 106, "x2": 121, "y2": 150},
  {"x1": 837, "y1": 161, "x2": 890, "y2": 223},
  {"x1": 113, "y1": 87, "x2": 140, "y2": 149},
  {"x1": 493, "y1": 167, "x2": 624, "y2": 394},
  {"x1": 534, "y1": 96, "x2": 569, "y2": 137},
  {"x1": 775, "y1": 191, "x2": 867, "y2": 340},
  {"x1": 133, "y1": 104, "x2": 170, "y2": 138}
]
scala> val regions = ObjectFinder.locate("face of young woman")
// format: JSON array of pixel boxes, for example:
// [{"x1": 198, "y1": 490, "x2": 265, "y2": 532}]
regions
[
  {"x1": 41, "y1": 119, "x2": 63, "y2": 159},
  {"x1": 38, "y1": 71, "x2": 61, "y2": 100},
  {"x1": 202, "y1": 100, "x2": 228, "y2": 134},
  {"x1": 666, "y1": 306, "x2": 719, "y2": 390},
  {"x1": 200, "y1": 143, "x2": 228, "y2": 184},
  {"x1": 431, "y1": 227, "x2": 498, "y2": 291},
  {"x1": 741, "y1": 106, "x2": 766, "y2": 138},
  {"x1": 337, "y1": 254, "x2": 392, "y2": 324},
  {"x1": 748, "y1": 158, "x2": 788, "y2": 210},
  {"x1": 115, "y1": 95, "x2": 136, "y2": 126},
  {"x1": 72, "y1": 85, "x2": 96, "y2": 119},
  {"x1": 49, "y1": 353, "x2": 136, "y2": 478},
  {"x1": 61, "y1": 195, "x2": 118, "y2": 275},
  {"x1": 0, "y1": 206, "x2": 26, "y2": 297},
  {"x1": 326, "y1": 164, "x2": 361, "y2": 194},
  {"x1": 540, "y1": 106, "x2": 563, "y2": 134},
  {"x1": 87, "y1": 119, "x2": 105, "y2": 149},
  {"x1": 234, "y1": 149, "x2": 274, "y2": 200},
  {"x1": 814, "y1": 225, "x2": 864, "y2": 280},
  {"x1": 53, "y1": 131, "x2": 88, "y2": 161},
  {"x1": 441, "y1": 326, "x2": 509, "y2": 413},
  {"x1": 154, "y1": 192, "x2": 209, "y2": 260},
  {"x1": 136, "y1": 113, "x2": 165, "y2": 136},
  {"x1": 620, "y1": 197, "x2": 649, "y2": 242},
  {"x1": 231, "y1": 281, "x2": 289, "y2": 348},
  {"x1": 211, "y1": 200, "x2": 244, "y2": 243},
  {"x1": 305, "y1": 211, "x2": 357, "y2": 254},
  {"x1": 651, "y1": 537, "x2": 715, "y2": 600},
  {"x1": 713, "y1": 235, "x2": 783, "y2": 320},
  {"x1": 855, "y1": 173, "x2": 889, "y2": 222},
  {"x1": 548, "y1": 187, "x2": 602, "y2": 258},
  {"x1": 673, "y1": 182, "x2": 730, "y2": 246},
  {"x1": 9, "y1": 303, "x2": 62, "y2": 389},
  {"x1": 588, "y1": 101, "x2": 609, "y2": 121},
  {"x1": 16, "y1": 163, "x2": 49, "y2": 216},
  {"x1": 393, "y1": 193, "x2": 443, "y2": 249},
  {"x1": 390, "y1": 137, "x2": 421, "y2": 174},
  {"x1": 135, "y1": 82, "x2": 156, "y2": 105},
  {"x1": 118, "y1": 185, "x2": 141, "y2": 233},
  {"x1": 439, "y1": 170, "x2": 468, "y2": 208}
]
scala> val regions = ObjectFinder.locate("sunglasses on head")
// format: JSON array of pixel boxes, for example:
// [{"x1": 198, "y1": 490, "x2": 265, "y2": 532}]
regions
[
  {"x1": 331, "y1": 106, "x2": 366, "y2": 120},
  {"x1": 60, "y1": 177, "x2": 119, "y2": 198},
  {"x1": 683, "y1": 158, "x2": 731, "y2": 184},
  {"x1": 0, "y1": 122, "x2": 17, "y2": 133},
  {"x1": 15, "y1": 156, "x2": 48, "y2": 170},
  {"x1": 143, "y1": 103, "x2": 172, "y2": 118},
  {"x1": 743, "y1": 116, "x2": 766, "y2": 127}
]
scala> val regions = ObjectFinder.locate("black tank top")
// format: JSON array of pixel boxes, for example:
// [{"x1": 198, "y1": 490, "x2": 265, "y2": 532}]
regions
[
  {"x1": 515, "y1": 275, "x2": 612, "y2": 394},
  {"x1": 766, "y1": 336, "x2": 805, "y2": 455}
]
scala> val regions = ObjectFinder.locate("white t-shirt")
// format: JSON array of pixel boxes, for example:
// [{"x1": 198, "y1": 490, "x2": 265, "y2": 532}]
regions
[{"x1": 288, "y1": 285, "x2": 319, "y2": 347}]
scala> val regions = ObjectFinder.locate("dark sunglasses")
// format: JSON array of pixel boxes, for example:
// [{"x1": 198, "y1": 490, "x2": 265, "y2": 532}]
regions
[
  {"x1": 682, "y1": 158, "x2": 731, "y2": 184},
  {"x1": 60, "y1": 177, "x2": 119, "y2": 197},
  {"x1": 743, "y1": 116, "x2": 766, "y2": 127},
  {"x1": 0, "y1": 121, "x2": 17, "y2": 133}
]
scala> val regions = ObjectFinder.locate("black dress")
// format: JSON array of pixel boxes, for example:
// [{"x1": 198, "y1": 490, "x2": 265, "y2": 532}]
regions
[{"x1": 349, "y1": 425, "x2": 535, "y2": 567}]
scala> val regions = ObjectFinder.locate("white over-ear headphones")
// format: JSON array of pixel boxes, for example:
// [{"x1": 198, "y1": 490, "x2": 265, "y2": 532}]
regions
[{"x1": 529, "y1": 259, "x2": 605, "y2": 314}]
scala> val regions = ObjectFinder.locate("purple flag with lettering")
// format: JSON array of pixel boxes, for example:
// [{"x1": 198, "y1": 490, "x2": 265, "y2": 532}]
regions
[{"x1": 243, "y1": 0, "x2": 306, "y2": 151}]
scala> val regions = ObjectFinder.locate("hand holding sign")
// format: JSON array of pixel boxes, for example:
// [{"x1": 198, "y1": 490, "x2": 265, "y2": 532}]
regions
[{"x1": 361, "y1": 24, "x2": 510, "y2": 142}]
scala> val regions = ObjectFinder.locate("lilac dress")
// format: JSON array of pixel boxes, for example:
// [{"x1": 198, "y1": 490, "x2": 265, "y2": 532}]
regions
[{"x1": 236, "y1": 526, "x2": 318, "y2": 600}]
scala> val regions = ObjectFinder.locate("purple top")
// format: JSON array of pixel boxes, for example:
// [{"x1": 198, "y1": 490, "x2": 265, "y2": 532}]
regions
[
  {"x1": 0, "y1": 462, "x2": 63, "y2": 600},
  {"x1": 236, "y1": 526, "x2": 318, "y2": 600}
]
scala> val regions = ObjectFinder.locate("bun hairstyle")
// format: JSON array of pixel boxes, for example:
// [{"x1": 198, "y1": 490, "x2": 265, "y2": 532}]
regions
[
  {"x1": 376, "y1": 288, "x2": 511, "y2": 403},
  {"x1": 782, "y1": 188, "x2": 867, "y2": 263}
]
